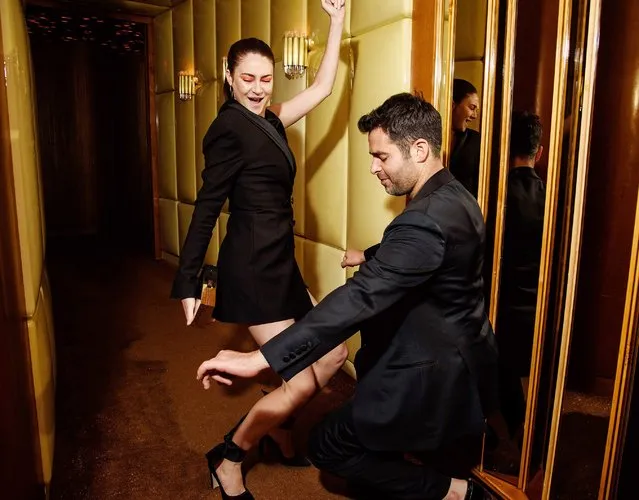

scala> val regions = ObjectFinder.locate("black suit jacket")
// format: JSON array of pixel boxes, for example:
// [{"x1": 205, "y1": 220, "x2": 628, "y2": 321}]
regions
[{"x1": 261, "y1": 169, "x2": 499, "y2": 452}]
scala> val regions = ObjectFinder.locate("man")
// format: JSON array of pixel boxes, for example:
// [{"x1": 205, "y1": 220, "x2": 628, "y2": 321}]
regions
[
  {"x1": 197, "y1": 93, "x2": 498, "y2": 500},
  {"x1": 495, "y1": 111, "x2": 546, "y2": 441}
]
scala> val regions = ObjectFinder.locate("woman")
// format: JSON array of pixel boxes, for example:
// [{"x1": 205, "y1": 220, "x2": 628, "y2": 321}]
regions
[
  {"x1": 448, "y1": 79, "x2": 481, "y2": 197},
  {"x1": 170, "y1": 1, "x2": 347, "y2": 498}
]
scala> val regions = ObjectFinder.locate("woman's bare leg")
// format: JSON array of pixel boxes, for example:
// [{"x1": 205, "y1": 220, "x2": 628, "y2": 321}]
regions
[{"x1": 216, "y1": 302, "x2": 348, "y2": 495}]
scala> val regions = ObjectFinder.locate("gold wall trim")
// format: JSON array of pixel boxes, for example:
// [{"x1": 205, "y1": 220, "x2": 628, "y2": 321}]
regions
[
  {"x1": 487, "y1": 0, "x2": 516, "y2": 326},
  {"x1": 473, "y1": 467, "x2": 529, "y2": 500},
  {"x1": 519, "y1": 0, "x2": 573, "y2": 489},
  {"x1": 598, "y1": 187, "x2": 639, "y2": 499},
  {"x1": 440, "y1": 0, "x2": 457, "y2": 166},
  {"x1": 475, "y1": 0, "x2": 500, "y2": 217},
  {"x1": 541, "y1": 0, "x2": 603, "y2": 496}
]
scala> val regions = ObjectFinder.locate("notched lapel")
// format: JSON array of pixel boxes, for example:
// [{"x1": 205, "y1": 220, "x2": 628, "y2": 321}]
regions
[{"x1": 227, "y1": 102, "x2": 296, "y2": 177}]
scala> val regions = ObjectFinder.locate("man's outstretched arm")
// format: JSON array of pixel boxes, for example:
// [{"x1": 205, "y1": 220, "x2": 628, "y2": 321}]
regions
[{"x1": 197, "y1": 210, "x2": 445, "y2": 387}]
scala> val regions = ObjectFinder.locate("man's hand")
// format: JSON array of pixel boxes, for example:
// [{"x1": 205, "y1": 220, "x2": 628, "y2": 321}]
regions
[
  {"x1": 181, "y1": 297, "x2": 202, "y2": 325},
  {"x1": 196, "y1": 350, "x2": 270, "y2": 388},
  {"x1": 341, "y1": 249, "x2": 366, "y2": 268}
]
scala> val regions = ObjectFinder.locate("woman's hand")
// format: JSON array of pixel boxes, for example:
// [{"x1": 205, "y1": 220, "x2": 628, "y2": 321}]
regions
[
  {"x1": 321, "y1": 0, "x2": 346, "y2": 23},
  {"x1": 181, "y1": 297, "x2": 202, "y2": 326}
]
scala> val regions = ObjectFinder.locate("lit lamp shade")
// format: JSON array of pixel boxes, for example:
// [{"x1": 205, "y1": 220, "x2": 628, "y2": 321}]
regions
[{"x1": 283, "y1": 32, "x2": 309, "y2": 79}]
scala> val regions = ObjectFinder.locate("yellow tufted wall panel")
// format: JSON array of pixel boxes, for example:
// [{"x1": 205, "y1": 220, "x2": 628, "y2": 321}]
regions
[
  {"x1": 27, "y1": 289, "x2": 56, "y2": 485},
  {"x1": 241, "y1": 0, "x2": 271, "y2": 41},
  {"x1": 454, "y1": 0, "x2": 487, "y2": 131},
  {"x1": 304, "y1": 42, "x2": 351, "y2": 249},
  {"x1": 159, "y1": 198, "x2": 180, "y2": 256},
  {"x1": 308, "y1": 0, "x2": 351, "y2": 43},
  {"x1": 273, "y1": 60, "x2": 307, "y2": 235},
  {"x1": 271, "y1": 0, "x2": 306, "y2": 60},
  {"x1": 216, "y1": 0, "x2": 242, "y2": 60},
  {"x1": 1, "y1": 0, "x2": 45, "y2": 318},
  {"x1": 175, "y1": 97, "x2": 197, "y2": 203},
  {"x1": 156, "y1": 92, "x2": 178, "y2": 199},
  {"x1": 1, "y1": 0, "x2": 57, "y2": 485},
  {"x1": 350, "y1": 0, "x2": 412, "y2": 36},
  {"x1": 154, "y1": 11, "x2": 174, "y2": 93},
  {"x1": 454, "y1": 0, "x2": 487, "y2": 60},
  {"x1": 347, "y1": 19, "x2": 412, "y2": 251},
  {"x1": 159, "y1": 0, "x2": 419, "y2": 378},
  {"x1": 194, "y1": 0, "x2": 217, "y2": 81},
  {"x1": 195, "y1": 81, "x2": 219, "y2": 192}
]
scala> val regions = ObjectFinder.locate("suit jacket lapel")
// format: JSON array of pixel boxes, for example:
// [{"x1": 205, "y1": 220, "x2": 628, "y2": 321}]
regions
[{"x1": 227, "y1": 102, "x2": 296, "y2": 176}]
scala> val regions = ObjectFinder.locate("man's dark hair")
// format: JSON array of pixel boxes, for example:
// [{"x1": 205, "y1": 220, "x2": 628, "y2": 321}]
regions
[
  {"x1": 452, "y1": 79, "x2": 478, "y2": 104},
  {"x1": 357, "y1": 92, "x2": 442, "y2": 158},
  {"x1": 510, "y1": 111, "x2": 543, "y2": 159}
]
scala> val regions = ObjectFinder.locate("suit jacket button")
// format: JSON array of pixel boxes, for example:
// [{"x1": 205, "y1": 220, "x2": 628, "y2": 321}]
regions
[
  {"x1": 300, "y1": 345, "x2": 308, "y2": 352},
  {"x1": 283, "y1": 356, "x2": 290, "y2": 363},
  {"x1": 306, "y1": 341, "x2": 313, "y2": 348},
  {"x1": 289, "y1": 353, "x2": 296, "y2": 359}
]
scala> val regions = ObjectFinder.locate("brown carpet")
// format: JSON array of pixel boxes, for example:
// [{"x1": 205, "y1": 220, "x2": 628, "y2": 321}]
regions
[{"x1": 48, "y1": 239, "x2": 354, "y2": 500}]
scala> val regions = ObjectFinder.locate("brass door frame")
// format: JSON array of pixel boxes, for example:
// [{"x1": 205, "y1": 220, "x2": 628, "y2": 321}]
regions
[
  {"x1": 518, "y1": 0, "x2": 575, "y2": 489},
  {"x1": 599, "y1": 188, "x2": 639, "y2": 499},
  {"x1": 439, "y1": 0, "x2": 457, "y2": 167},
  {"x1": 540, "y1": 0, "x2": 604, "y2": 496},
  {"x1": 475, "y1": 0, "x2": 500, "y2": 217}
]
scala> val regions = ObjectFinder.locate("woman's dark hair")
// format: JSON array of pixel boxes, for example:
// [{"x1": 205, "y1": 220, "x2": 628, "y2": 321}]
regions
[
  {"x1": 452, "y1": 79, "x2": 478, "y2": 104},
  {"x1": 357, "y1": 92, "x2": 442, "y2": 158},
  {"x1": 223, "y1": 38, "x2": 275, "y2": 101}
]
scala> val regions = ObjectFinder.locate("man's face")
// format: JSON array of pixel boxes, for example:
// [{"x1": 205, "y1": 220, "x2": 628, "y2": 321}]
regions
[
  {"x1": 451, "y1": 92, "x2": 480, "y2": 132},
  {"x1": 368, "y1": 128, "x2": 419, "y2": 196}
]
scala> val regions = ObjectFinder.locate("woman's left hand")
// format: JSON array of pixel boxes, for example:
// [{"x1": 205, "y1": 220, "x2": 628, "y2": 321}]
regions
[{"x1": 321, "y1": 0, "x2": 346, "y2": 22}]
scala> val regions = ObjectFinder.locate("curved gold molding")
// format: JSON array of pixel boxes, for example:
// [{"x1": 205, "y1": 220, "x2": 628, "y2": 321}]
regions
[
  {"x1": 518, "y1": 0, "x2": 575, "y2": 490},
  {"x1": 440, "y1": 0, "x2": 457, "y2": 167},
  {"x1": 598, "y1": 188, "x2": 639, "y2": 499},
  {"x1": 487, "y1": 0, "x2": 516, "y2": 327},
  {"x1": 540, "y1": 0, "x2": 603, "y2": 496},
  {"x1": 475, "y1": 0, "x2": 500, "y2": 217}
]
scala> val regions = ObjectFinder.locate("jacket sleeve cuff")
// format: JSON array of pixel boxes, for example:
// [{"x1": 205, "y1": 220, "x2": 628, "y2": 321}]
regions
[{"x1": 170, "y1": 275, "x2": 202, "y2": 300}]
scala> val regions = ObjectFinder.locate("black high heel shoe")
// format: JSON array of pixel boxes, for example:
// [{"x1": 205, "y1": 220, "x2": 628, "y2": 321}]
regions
[
  {"x1": 205, "y1": 417, "x2": 253, "y2": 500},
  {"x1": 205, "y1": 436, "x2": 254, "y2": 500}
]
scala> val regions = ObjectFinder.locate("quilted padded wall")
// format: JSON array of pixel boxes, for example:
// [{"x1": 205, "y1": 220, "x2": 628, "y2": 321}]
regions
[
  {"x1": 158, "y1": 0, "x2": 417, "y2": 372},
  {"x1": 1, "y1": 0, "x2": 57, "y2": 485}
]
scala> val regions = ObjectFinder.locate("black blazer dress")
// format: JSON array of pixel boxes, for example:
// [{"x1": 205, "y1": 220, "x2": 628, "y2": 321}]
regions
[{"x1": 171, "y1": 100, "x2": 312, "y2": 324}]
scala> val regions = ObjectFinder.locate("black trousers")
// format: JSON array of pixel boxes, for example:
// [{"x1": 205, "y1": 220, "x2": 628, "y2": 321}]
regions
[{"x1": 308, "y1": 402, "x2": 482, "y2": 500}]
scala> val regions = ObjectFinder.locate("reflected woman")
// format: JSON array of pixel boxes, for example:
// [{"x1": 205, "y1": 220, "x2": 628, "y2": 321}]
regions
[
  {"x1": 449, "y1": 79, "x2": 481, "y2": 197},
  {"x1": 170, "y1": 1, "x2": 347, "y2": 498}
]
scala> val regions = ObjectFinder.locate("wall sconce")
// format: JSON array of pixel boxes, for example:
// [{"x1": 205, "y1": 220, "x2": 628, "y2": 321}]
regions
[
  {"x1": 282, "y1": 32, "x2": 312, "y2": 79},
  {"x1": 178, "y1": 71, "x2": 201, "y2": 101}
]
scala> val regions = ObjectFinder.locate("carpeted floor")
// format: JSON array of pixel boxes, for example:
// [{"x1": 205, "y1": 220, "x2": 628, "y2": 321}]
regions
[{"x1": 47, "y1": 239, "x2": 354, "y2": 500}]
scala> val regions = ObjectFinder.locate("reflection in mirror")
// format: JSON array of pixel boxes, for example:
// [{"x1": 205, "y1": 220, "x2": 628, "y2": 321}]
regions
[
  {"x1": 448, "y1": 0, "x2": 488, "y2": 199},
  {"x1": 548, "y1": 0, "x2": 639, "y2": 496},
  {"x1": 449, "y1": 79, "x2": 481, "y2": 197},
  {"x1": 482, "y1": 0, "x2": 562, "y2": 486}
]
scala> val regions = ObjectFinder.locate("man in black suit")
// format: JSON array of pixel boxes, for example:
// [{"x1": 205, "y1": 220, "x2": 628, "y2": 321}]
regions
[
  {"x1": 495, "y1": 111, "x2": 546, "y2": 441},
  {"x1": 196, "y1": 93, "x2": 498, "y2": 500}
]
